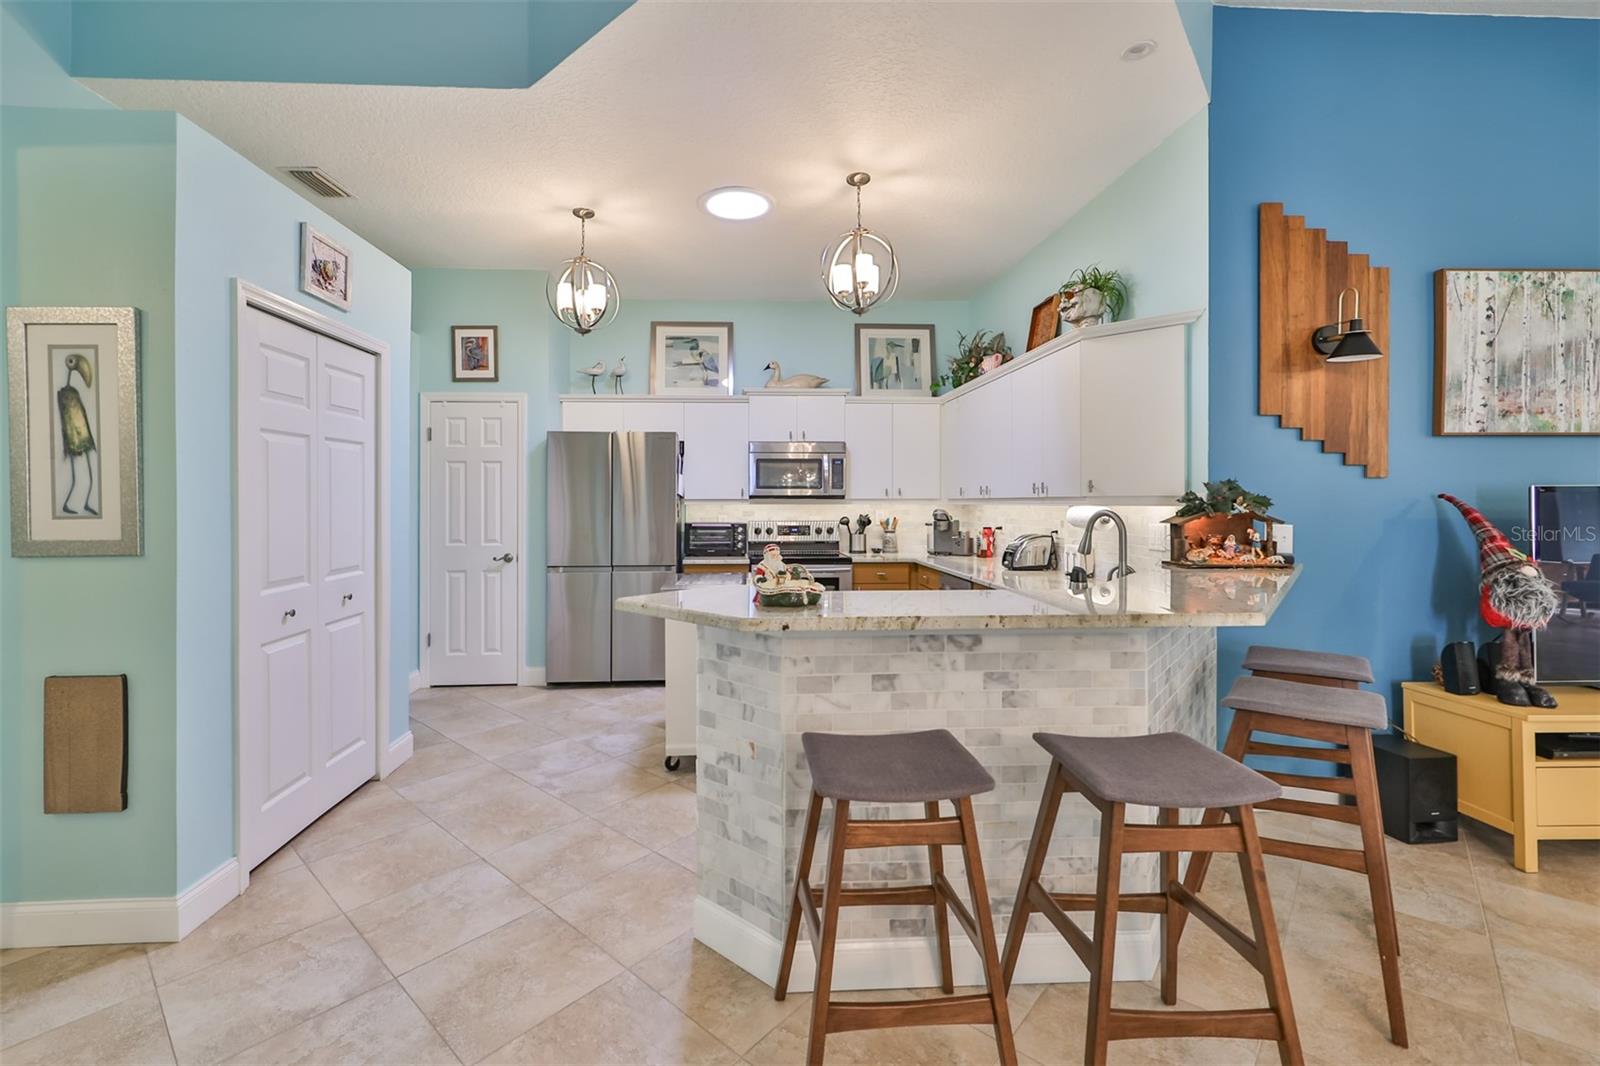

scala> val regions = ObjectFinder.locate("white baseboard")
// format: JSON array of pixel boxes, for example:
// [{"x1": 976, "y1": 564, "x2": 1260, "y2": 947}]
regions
[
  {"x1": 408, "y1": 670, "x2": 425, "y2": 693},
  {"x1": 2, "y1": 858, "x2": 239, "y2": 949},
  {"x1": 519, "y1": 666, "x2": 546, "y2": 687},
  {"x1": 380, "y1": 731, "x2": 414, "y2": 778},
  {"x1": 693, "y1": 896, "x2": 1157, "y2": 992}
]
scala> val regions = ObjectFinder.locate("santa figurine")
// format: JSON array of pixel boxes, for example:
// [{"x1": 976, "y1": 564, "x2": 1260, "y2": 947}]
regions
[{"x1": 1438, "y1": 493, "x2": 1561, "y2": 707}]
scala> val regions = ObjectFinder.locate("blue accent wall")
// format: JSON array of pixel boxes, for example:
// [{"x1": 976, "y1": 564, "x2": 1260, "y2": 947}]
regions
[{"x1": 1210, "y1": 7, "x2": 1600, "y2": 748}]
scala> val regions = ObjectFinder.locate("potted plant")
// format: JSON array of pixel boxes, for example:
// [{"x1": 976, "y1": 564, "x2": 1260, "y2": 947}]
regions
[
  {"x1": 948, "y1": 330, "x2": 1011, "y2": 390},
  {"x1": 1058, "y1": 266, "x2": 1128, "y2": 329}
]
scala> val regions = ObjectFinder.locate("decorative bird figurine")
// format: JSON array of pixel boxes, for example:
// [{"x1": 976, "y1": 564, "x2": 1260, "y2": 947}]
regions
[
  {"x1": 609, "y1": 357, "x2": 628, "y2": 394},
  {"x1": 763, "y1": 361, "x2": 829, "y2": 389},
  {"x1": 578, "y1": 360, "x2": 605, "y2": 394}
]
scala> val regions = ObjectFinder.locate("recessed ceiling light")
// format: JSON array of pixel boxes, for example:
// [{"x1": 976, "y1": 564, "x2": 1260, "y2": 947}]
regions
[
  {"x1": 701, "y1": 187, "x2": 772, "y2": 220},
  {"x1": 1121, "y1": 40, "x2": 1157, "y2": 61}
]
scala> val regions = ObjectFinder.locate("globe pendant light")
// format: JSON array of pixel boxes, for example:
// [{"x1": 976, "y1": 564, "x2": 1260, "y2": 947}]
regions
[
  {"x1": 547, "y1": 207, "x2": 620, "y2": 335},
  {"x1": 820, "y1": 172, "x2": 898, "y2": 315}
]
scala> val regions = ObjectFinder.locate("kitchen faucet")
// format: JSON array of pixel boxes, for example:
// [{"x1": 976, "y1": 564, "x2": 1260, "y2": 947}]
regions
[{"x1": 1073, "y1": 509, "x2": 1135, "y2": 582}]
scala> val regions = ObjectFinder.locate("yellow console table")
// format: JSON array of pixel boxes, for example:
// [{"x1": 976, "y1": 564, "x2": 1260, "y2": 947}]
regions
[{"x1": 1402, "y1": 682, "x2": 1600, "y2": 871}]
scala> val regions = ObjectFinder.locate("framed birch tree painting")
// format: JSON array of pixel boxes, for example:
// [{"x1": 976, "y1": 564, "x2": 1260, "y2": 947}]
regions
[{"x1": 1434, "y1": 269, "x2": 1599, "y2": 435}]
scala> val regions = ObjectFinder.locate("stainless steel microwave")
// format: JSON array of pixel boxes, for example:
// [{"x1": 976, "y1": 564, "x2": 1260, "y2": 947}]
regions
[{"x1": 748, "y1": 441, "x2": 846, "y2": 499}]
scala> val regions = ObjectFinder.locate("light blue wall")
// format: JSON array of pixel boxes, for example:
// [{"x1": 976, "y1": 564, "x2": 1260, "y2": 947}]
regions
[
  {"x1": 171, "y1": 119, "x2": 414, "y2": 889},
  {"x1": 969, "y1": 110, "x2": 1210, "y2": 486},
  {"x1": 412, "y1": 269, "x2": 560, "y2": 673},
  {"x1": 1210, "y1": 7, "x2": 1600, "y2": 759},
  {"x1": 0, "y1": 1, "x2": 109, "y2": 109},
  {"x1": 565, "y1": 298, "x2": 972, "y2": 396},
  {"x1": 0, "y1": 104, "x2": 181, "y2": 901},
  {"x1": 67, "y1": 0, "x2": 632, "y2": 89},
  {"x1": 1176, "y1": 0, "x2": 1213, "y2": 95}
]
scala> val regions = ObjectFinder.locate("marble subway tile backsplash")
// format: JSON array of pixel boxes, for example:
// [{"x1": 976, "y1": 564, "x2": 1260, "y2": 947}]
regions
[{"x1": 693, "y1": 624, "x2": 1215, "y2": 944}]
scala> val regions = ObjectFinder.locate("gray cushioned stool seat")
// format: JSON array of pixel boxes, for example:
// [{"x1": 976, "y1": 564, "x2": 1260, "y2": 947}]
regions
[
  {"x1": 1032, "y1": 731, "x2": 1280, "y2": 809},
  {"x1": 801, "y1": 729, "x2": 995, "y2": 803},
  {"x1": 1223, "y1": 675, "x2": 1388, "y2": 730},
  {"x1": 1243, "y1": 644, "x2": 1374, "y2": 684}
]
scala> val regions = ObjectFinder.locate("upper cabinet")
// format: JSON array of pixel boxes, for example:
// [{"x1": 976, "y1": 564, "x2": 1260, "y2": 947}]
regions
[
  {"x1": 1077, "y1": 326, "x2": 1186, "y2": 498},
  {"x1": 557, "y1": 312, "x2": 1197, "y2": 504},
  {"x1": 748, "y1": 392, "x2": 846, "y2": 442},
  {"x1": 680, "y1": 401, "x2": 750, "y2": 500},
  {"x1": 845, "y1": 401, "x2": 941, "y2": 500}
]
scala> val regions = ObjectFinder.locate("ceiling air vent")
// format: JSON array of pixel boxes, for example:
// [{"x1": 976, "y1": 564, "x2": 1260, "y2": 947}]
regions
[{"x1": 282, "y1": 166, "x2": 353, "y2": 199}]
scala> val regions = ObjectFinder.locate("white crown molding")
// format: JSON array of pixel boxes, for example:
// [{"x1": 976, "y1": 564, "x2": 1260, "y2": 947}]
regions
[{"x1": 1217, "y1": 0, "x2": 1600, "y2": 19}]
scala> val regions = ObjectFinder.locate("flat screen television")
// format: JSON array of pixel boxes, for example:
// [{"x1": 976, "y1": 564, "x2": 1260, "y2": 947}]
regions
[{"x1": 1531, "y1": 485, "x2": 1600, "y2": 686}]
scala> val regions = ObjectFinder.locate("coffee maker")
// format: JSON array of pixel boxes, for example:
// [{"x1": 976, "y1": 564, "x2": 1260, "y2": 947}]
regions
[{"x1": 928, "y1": 509, "x2": 973, "y2": 556}]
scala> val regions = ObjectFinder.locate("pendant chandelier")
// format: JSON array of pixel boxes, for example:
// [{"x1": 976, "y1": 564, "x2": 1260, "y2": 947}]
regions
[
  {"x1": 547, "y1": 207, "x2": 620, "y2": 335},
  {"x1": 820, "y1": 172, "x2": 898, "y2": 315}
]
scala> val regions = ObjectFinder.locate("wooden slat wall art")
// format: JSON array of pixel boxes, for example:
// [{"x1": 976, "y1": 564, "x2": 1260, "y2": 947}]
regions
[{"x1": 1258, "y1": 203, "x2": 1390, "y2": 477}]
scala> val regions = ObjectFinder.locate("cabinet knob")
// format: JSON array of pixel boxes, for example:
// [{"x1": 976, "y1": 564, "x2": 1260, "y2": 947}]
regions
[{"x1": 1087, "y1": 479, "x2": 1095, "y2": 493}]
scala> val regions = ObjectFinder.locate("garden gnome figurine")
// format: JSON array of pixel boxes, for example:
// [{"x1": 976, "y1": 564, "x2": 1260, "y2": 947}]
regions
[{"x1": 1438, "y1": 493, "x2": 1561, "y2": 707}]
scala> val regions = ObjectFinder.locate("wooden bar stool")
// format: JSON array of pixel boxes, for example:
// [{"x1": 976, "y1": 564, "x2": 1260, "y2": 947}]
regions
[
  {"x1": 1001, "y1": 732, "x2": 1302, "y2": 1066},
  {"x1": 1172, "y1": 646, "x2": 1407, "y2": 1048},
  {"x1": 774, "y1": 729, "x2": 1016, "y2": 1066}
]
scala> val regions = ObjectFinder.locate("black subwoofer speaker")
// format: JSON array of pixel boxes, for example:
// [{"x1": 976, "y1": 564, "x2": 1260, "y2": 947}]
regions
[{"x1": 1372, "y1": 734, "x2": 1458, "y2": 844}]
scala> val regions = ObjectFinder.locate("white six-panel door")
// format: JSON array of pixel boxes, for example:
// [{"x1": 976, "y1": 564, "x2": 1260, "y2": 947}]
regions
[
  {"x1": 426, "y1": 399, "x2": 521, "y2": 686},
  {"x1": 239, "y1": 307, "x2": 377, "y2": 871}
]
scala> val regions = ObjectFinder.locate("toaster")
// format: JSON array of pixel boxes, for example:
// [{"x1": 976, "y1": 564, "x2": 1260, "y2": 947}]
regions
[{"x1": 1002, "y1": 532, "x2": 1058, "y2": 571}]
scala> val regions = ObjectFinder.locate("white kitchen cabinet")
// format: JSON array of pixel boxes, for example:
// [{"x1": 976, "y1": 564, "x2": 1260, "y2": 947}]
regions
[
  {"x1": 952, "y1": 376, "x2": 1014, "y2": 498},
  {"x1": 845, "y1": 402, "x2": 894, "y2": 499},
  {"x1": 622, "y1": 402, "x2": 684, "y2": 435},
  {"x1": 681, "y1": 401, "x2": 750, "y2": 500},
  {"x1": 1010, "y1": 352, "x2": 1081, "y2": 498},
  {"x1": 561, "y1": 401, "x2": 628, "y2": 432},
  {"x1": 891, "y1": 404, "x2": 941, "y2": 499},
  {"x1": 940, "y1": 392, "x2": 970, "y2": 499},
  {"x1": 747, "y1": 392, "x2": 846, "y2": 442},
  {"x1": 1079, "y1": 328, "x2": 1186, "y2": 497}
]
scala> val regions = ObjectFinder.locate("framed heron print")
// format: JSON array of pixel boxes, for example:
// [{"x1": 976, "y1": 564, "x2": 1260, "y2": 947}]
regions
[{"x1": 7, "y1": 307, "x2": 143, "y2": 556}]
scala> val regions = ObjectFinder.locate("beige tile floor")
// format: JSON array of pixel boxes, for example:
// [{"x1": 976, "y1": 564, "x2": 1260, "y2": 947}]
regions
[{"x1": 3, "y1": 683, "x2": 1597, "y2": 1064}]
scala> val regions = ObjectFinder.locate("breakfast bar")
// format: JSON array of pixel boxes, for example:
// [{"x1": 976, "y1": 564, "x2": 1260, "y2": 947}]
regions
[{"x1": 617, "y1": 565, "x2": 1299, "y2": 990}]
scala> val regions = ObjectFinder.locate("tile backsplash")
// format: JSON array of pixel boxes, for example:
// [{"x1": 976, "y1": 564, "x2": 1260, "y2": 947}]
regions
[{"x1": 684, "y1": 500, "x2": 1172, "y2": 559}]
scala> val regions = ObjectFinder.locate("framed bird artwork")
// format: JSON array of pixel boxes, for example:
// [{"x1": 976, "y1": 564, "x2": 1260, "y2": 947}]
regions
[
  {"x1": 6, "y1": 307, "x2": 143, "y2": 557},
  {"x1": 451, "y1": 325, "x2": 499, "y2": 382}
]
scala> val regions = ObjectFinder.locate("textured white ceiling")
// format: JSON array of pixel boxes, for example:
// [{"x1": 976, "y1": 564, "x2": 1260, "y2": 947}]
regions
[
  {"x1": 1219, "y1": 0, "x2": 1599, "y2": 16},
  {"x1": 86, "y1": 0, "x2": 1208, "y2": 300}
]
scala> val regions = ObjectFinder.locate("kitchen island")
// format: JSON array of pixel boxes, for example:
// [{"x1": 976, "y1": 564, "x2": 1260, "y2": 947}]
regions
[{"x1": 616, "y1": 563, "x2": 1299, "y2": 990}]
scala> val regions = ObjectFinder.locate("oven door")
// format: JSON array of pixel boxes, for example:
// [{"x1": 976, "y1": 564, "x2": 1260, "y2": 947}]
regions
[
  {"x1": 748, "y1": 443, "x2": 844, "y2": 499},
  {"x1": 806, "y1": 565, "x2": 853, "y2": 591}
]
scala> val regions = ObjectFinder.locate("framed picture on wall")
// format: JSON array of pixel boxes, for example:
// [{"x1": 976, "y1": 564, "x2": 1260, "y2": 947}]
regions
[
  {"x1": 300, "y1": 223, "x2": 352, "y2": 311},
  {"x1": 451, "y1": 325, "x2": 499, "y2": 382},
  {"x1": 855, "y1": 324, "x2": 934, "y2": 397},
  {"x1": 6, "y1": 306, "x2": 143, "y2": 557},
  {"x1": 1434, "y1": 268, "x2": 1600, "y2": 435},
  {"x1": 650, "y1": 321, "x2": 734, "y2": 395}
]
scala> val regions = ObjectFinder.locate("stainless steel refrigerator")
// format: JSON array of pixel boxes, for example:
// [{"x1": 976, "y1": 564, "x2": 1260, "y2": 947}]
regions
[{"x1": 546, "y1": 432, "x2": 682, "y2": 683}]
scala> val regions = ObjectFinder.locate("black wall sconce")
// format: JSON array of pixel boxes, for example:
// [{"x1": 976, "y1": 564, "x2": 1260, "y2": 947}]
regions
[{"x1": 1312, "y1": 287, "x2": 1384, "y2": 362}]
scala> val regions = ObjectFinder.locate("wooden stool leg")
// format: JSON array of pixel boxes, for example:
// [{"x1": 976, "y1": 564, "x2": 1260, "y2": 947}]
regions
[
  {"x1": 1158, "y1": 806, "x2": 1179, "y2": 1006},
  {"x1": 1233, "y1": 805, "x2": 1304, "y2": 1066},
  {"x1": 1084, "y1": 802, "x2": 1126, "y2": 1066},
  {"x1": 1171, "y1": 712, "x2": 1252, "y2": 944},
  {"x1": 926, "y1": 800, "x2": 955, "y2": 994},
  {"x1": 775, "y1": 791, "x2": 824, "y2": 1001},
  {"x1": 1349, "y1": 728, "x2": 1409, "y2": 1048},
  {"x1": 1001, "y1": 761, "x2": 1064, "y2": 991},
  {"x1": 957, "y1": 796, "x2": 1018, "y2": 1066},
  {"x1": 806, "y1": 799, "x2": 850, "y2": 1066}
]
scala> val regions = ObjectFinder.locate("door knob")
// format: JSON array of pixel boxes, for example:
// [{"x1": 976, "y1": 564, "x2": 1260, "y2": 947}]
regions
[
  {"x1": 493, "y1": 553, "x2": 515, "y2": 563},
  {"x1": 342, "y1": 593, "x2": 354, "y2": 604},
  {"x1": 282, "y1": 608, "x2": 296, "y2": 621}
]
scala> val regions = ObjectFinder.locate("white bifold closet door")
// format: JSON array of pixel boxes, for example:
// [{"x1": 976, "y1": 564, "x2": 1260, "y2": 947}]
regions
[{"x1": 238, "y1": 306, "x2": 377, "y2": 872}]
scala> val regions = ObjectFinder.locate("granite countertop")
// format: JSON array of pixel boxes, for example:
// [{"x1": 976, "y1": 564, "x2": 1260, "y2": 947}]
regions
[{"x1": 619, "y1": 555, "x2": 1300, "y2": 632}]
